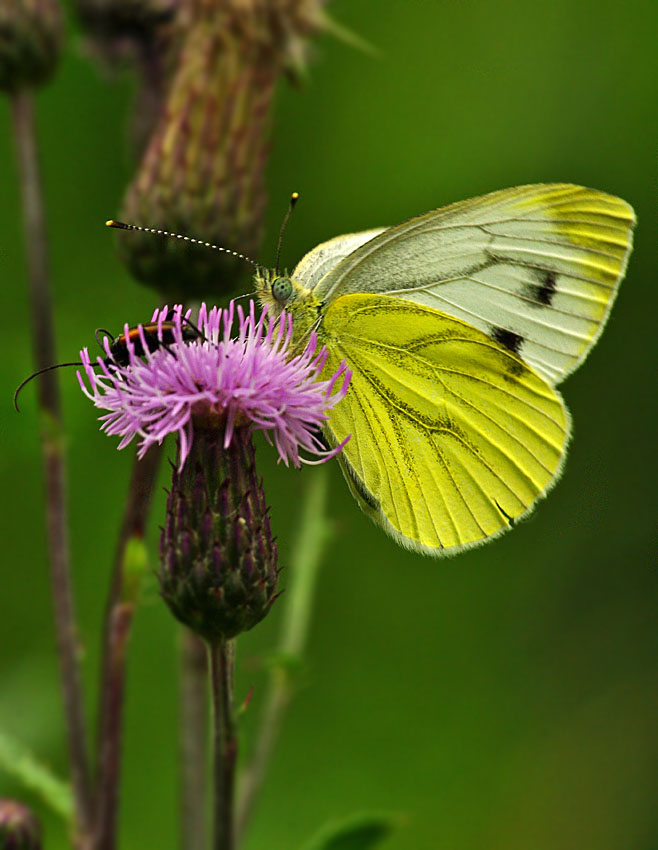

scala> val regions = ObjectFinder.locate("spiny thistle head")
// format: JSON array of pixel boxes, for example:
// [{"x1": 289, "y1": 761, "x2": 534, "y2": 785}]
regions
[
  {"x1": 0, "y1": 799, "x2": 42, "y2": 850},
  {"x1": 0, "y1": 0, "x2": 62, "y2": 92},
  {"x1": 77, "y1": 300, "x2": 350, "y2": 641},
  {"x1": 159, "y1": 424, "x2": 280, "y2": 640}
]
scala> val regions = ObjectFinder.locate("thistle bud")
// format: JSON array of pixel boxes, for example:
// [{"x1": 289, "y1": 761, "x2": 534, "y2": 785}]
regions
[
  {"x1": 159, "y1": 425, "x2": 280, "y2": 642},
  {"x1": 0, "y1": 799, "x2": 42, "y2": 850},
  {"x1": 116, "y1": 0, "x2": 330, "y2": 300},
  {"x1": 0, "y1": 0, "x2": 62, "y2": 92}
]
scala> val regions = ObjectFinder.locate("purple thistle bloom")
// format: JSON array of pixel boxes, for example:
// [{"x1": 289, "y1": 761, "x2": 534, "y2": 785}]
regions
[{"x1": 78, "y1": 301, "x2": 351, "y2": 468}]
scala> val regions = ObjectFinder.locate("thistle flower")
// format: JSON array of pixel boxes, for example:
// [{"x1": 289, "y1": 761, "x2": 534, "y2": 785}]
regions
[
  {"x1": 78, "y1": 300, "x2": 350, "y2": 640},
  {"x1": 77, "y1": 300, "x2": 351, "y2": 469}
]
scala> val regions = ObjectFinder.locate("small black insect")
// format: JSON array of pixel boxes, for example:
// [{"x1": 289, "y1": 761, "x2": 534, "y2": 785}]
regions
[{"x1": 14, "y1": 313, "x2": 203, "y2": 412}]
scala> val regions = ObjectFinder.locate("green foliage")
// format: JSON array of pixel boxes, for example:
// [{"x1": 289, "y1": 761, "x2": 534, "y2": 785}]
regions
[
  {"x1": 120, "y1": 535, "x2": 149, "y2": 603},
  {"x1": 301, "y1": 811, "x2": 399, "y2": 850},
  {"x1": 0, "y1": 732, "x2": 72, "y2": 823}
]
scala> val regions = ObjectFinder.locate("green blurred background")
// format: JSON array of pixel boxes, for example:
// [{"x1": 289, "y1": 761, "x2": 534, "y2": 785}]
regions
[{"x1": 1, "y1": 1, "x2": 657, "y2": 848}]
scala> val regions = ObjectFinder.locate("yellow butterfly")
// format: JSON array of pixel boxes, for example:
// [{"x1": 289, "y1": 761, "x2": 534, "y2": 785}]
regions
[{"x1": 256, "y1": 184, "x2": 635, "y2": 556}]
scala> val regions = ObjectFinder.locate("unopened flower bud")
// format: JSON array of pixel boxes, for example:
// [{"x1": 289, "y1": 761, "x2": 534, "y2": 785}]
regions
[
  {"x1": 0, "y1": 0, "x2": 62, "y2": 92},
  {"x1": 160, "y1": 425, "x2": 280, "y2": 641},
  {"x1": 0, "y1": 799, "x2": 42, "y2": 850}
]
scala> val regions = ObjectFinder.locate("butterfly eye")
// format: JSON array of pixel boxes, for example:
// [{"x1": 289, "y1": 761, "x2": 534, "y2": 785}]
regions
[{"x1": 272, "y1": 276, "x2": 293, "y2": 303}]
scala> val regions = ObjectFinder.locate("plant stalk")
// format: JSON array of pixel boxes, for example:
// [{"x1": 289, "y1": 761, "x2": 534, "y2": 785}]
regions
[
  {"x1": 94, "y1": 446, "x2": 163, "y2": 850},
  {"x1": 179, "y1": 628, "x2": 208, "y2": 850},
  {"x1": 10, "y1": 87, "x2": 93, "y2": 847},
  {"x1": 236, "y1": 467, "x2": 331, "y2": 842},
  {"x1": 209, "y1": 640, "x2": 236, "y2": 850}
]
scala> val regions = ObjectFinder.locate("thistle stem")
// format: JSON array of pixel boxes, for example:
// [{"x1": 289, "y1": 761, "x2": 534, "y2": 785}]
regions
[
  {"x1": 209, "y1": 640, "x2": 236, "y2": 850},
  {"x1": 10, "y1": 87, "x2": 93, "y2": 847},
  {"x1": 94, "y1": 446, "x2": 162, "y2": 850},
  {"x1": 236, "y1": 468, "x2": 331, "y2": 842},
  {"x1": 179, "y1": 629, "x2": 208, "y2": 850}
]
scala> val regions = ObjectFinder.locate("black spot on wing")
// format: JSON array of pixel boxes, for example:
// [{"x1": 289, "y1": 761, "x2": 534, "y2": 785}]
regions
[
  {"x1": 494, "y1": 499, "x2": 515, "y2": 526},
  {"x1": 490, "y1": 326, "x2": 523, "y2": 355},
  {"x1": 525, "y1": 270, "x2": 558, "y2": 307}
]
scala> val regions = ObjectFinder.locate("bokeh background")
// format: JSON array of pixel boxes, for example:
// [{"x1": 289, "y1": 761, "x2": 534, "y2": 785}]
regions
[{"x1": 1, "y1": 1, "x2": 657, "y2": 848}]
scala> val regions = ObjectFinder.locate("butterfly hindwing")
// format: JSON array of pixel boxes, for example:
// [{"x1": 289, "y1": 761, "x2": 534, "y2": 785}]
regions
[
  {"x1": 321, "y1": 293, "x2": 569, "y2": 555},
  {"x1": 305, "y1": 184, "x2": 634, "y2": 385}
]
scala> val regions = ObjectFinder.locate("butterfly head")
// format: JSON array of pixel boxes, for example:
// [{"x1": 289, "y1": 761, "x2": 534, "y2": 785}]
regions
[{"x1": 255, "y1": 267, "x2": 296, "y2": 313}]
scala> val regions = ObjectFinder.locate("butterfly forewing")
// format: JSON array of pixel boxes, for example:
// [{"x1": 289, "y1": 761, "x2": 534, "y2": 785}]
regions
[
  {"x1": 305, "y1": 184, "x2": 634, "y2": 385},
  {"x1": 322, "y1": 294, "x2": 569, "y2": 555},
  {"x1": 291, "y1": 228, "x2": 384, "y2": 291}
]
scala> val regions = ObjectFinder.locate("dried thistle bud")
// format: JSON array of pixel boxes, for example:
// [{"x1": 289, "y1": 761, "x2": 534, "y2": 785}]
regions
[
  {"x1": 116, "y1": 0, "x2": 330, "y2": 300},
  {"x1": 0, "y1": 0, "x2": 62, "y2": 92},
  {"x1": 0, "y1": 799, "x2": 42, "y2": 850}
]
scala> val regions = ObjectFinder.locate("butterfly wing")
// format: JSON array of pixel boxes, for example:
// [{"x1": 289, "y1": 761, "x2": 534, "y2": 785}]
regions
[
  {"x1": 291, "y1": 228, "x2": 385, "y2": 290},
  {"x1": 305, "y1": 184, "x2": 634, "y2": 385},
  {"x1": 321, "y1": 293, "x2": 569, "y2": 555}
]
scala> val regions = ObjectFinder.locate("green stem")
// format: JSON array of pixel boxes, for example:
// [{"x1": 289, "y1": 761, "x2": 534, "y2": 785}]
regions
[
  {"x1": 236, "y1": 467, "x2": 331, "y2": 842},
  {"x1": 209, "y1": 640, "x2": 237, "y2": 850},
  {"x1": 179, "y1": 629, "x2": 208, "y2": 850},
  {"x1": 10, "y1": 87, "x2": 93, "y2": 848}
]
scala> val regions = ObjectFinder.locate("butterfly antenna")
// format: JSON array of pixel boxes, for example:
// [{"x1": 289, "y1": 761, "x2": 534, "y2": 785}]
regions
[
  {"x1": 275, "y1": 192, "x2": 300, "y2": 274},
  {"x1": 106, "y1": 220, "x2": 261, "y2": 269},
  {"x1": 14, "y1": 362, "x2": 84, "y2": 413},
  {"x1": 234, "y1": 289, "x2": 257, "y2": 302}
]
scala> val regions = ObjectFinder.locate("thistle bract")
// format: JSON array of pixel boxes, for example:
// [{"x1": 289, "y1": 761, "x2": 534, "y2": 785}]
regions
[{"x1": 160, "y1": 424, "x2": 279, "y2": 641}]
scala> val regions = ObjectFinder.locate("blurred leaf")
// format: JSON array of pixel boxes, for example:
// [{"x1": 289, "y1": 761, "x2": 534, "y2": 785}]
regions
[
  {"x1": 0, "y1": 731, "x2": 73, "y2": 822},
  {"x1": 262, "y1": 648, "x2": 305, "y2": 678},
  {"x1": 316, "y1": 10, "x2": 381, "y2": 59},
  {"x1": 121, "y1": 535, "x2": 149, "y2": 603},
  {"x1": 300, "y1": 811, "x2": 399, "y2": 850}
]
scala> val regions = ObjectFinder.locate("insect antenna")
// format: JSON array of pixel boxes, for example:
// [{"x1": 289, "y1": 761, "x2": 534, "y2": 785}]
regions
[
  {"x1": 14, "y1": 362, "x2": 84, "y2": 412},
  {"x1": 105, "y1": 220, "x2": 262, "y2": 270},
  {"x1": 180, "y1": 314, "x2": 208, "y2": 342},
  {"x1": 95, "y1": 327, "x2": 115, "y2": 349},
  {"x1": 275, "y1": 192, "x2": 300, "y2": 275}
]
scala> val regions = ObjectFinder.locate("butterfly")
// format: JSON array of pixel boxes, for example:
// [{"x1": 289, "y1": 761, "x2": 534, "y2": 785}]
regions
[{"x1": 257, "y1": 184, "x2": 634, "y2": 556}]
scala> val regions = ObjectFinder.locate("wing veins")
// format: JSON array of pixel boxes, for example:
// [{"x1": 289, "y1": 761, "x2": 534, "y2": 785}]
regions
[
  {"x1": 342, "y1": 332, "x2": 564, "y2": 425},
  {"x1": 427, "y1": 437, "x2": 484, "y2": 542},
  {"x1": 349, "y1": 381, "x2": 419, "y2": 539},
  {"x1": 354, "y1": 354, "x2": 532, "y2": 519},
  {"x1": 477, "y1": 226, "x2": 628, "y2": 263},
  {"x1": 350, "y1": 349, "x2": 554, "y2": 493},
  {"x1": 409, "y1": 289, "x2": 598, "y2": 356},
  {"x1": 463, "y1": 275, "x2": 598, "y2": 325}
]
